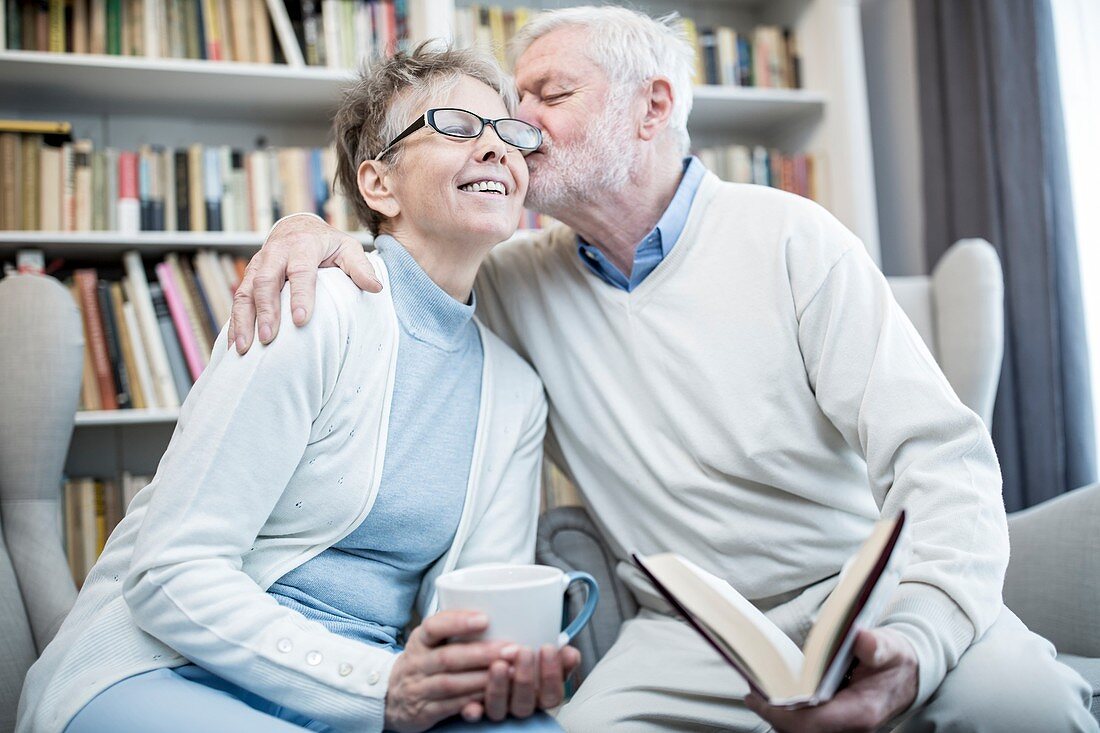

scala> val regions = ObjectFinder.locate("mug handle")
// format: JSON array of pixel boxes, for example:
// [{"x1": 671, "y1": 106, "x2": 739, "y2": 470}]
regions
[{"x1": 557, "y1": 571, "x2": 600, "y2": 648}]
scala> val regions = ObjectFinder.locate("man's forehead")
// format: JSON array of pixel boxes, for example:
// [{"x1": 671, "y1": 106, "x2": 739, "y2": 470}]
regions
[
  {"x1": 516, "y1": 50, "x2": 601, "y2": 90},
  {"x1": 515, "y1": 66, "x2": 585, "y2": 91}
]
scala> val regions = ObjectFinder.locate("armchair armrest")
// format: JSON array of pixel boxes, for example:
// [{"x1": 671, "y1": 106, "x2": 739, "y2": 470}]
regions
[
  {"x1": 1004, "y1": 483, "x2": 1100, "y2": 657},
  {"x1": 536, "y1": 506, "x2": 636, "y2": 681}
]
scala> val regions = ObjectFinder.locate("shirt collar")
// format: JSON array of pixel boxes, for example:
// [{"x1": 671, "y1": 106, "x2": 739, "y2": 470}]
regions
[{"x1": 576, "y1": 156, "x2": 707, "y2": 290}]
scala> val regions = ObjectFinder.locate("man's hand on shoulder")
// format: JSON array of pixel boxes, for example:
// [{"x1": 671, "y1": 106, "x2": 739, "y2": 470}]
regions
[
  {"x1": 745, "y1": 627, "x2": 918, "y2": 733},
  {"x1": 228, "y1": 213, "x2": 382, "y2": 355}
]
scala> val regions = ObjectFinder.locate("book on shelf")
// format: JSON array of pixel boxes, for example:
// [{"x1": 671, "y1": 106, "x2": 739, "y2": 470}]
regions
[
  {"x1": 633, "y1": 512, "x2": 908, "y2": 709},
  {"x1": 3, "y1": 0, "x2": 280, "y2": 64},
  {"x1": 0, "y1": 131, "x2": 363, "y2": 234},
  {"x1": 679, "y1": 19, "x2": 800, "y2": 89},
  {"x1": 695, "y1": 144, "x2": 821, "y2": 203},
  {"x1": 1, "y1": 0, "x2": 442, "y2": 67},
  {"x1": 3, "y1": 1, "x2": 798, "y2": 87},
  {"x1": 54, "y1": 248, "x2": 254, "y2": 413},
  {"x1": 63, "y1": 472, "x2": 151, "y2": 586}
]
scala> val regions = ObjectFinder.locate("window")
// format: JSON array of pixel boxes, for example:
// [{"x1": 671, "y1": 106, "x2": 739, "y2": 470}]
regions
[{"x1": 1053, "y1": 0, "x2": 1100, "y2": 459}]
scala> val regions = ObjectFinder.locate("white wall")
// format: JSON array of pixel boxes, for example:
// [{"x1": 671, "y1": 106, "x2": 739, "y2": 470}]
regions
[{"x1": 860, "y1": 0, "x2": 925, "y2": 275}]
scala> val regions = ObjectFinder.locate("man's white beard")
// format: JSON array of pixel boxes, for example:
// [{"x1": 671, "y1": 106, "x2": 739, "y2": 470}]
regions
[{"x1": 525, "y1": 98, "x2": 638, "y2": 217}]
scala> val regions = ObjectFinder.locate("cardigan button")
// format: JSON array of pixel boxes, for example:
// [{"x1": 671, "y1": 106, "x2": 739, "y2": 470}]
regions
[
  {"x1": 306, "y1": 651, "x2": 323, "y2": 666},
  {"x1": 277, "y1": 638, "x2": 293, "y2": 653},
  {"x1": 339, "y1": 662, "x2": 353, "y2": 676},
  {"x1": 367, "y1": 671, "x2": 381, "y2": 685}
]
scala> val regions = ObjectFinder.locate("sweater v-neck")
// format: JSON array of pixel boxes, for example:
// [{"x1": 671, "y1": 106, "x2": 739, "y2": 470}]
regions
[{"x1": 562, "y1": 173, "x2": 722, "y2": 311}]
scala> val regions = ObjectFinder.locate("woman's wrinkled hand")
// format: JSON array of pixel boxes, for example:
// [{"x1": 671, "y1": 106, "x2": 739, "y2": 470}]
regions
[
  {"x1": 383, "y1": 611, "x2": 510, "y2": 733},
  {"x1": 460, "y1": 644, "x2": 583, "y2": 723}
]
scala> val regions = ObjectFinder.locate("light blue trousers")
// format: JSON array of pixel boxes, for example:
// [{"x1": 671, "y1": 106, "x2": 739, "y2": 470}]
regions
[{"x1": 65, "y1": 664, "x2": 563, "y2": 733}]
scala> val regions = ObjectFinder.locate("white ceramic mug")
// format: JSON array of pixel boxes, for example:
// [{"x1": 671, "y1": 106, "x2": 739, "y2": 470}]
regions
[{"x1": 436, "y1": 564, "x2": 599, "y2": 649}]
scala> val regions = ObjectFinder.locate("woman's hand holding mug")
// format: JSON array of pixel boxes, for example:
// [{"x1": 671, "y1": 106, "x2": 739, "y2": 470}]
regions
[
  {"x1": 384, "y1": 610, "x2": 512, "y2": 733},
  {"x1": 437, "y1": 565, "x2": 599, "y2": 724}
]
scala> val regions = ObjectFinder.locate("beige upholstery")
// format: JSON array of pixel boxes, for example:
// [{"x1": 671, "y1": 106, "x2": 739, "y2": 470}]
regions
[
  {"x1": 0, "y1": 274, "x2": 83, "y2": 730},
  {"x1": 887, "y1": 238, "x2": 1004, "y2": 428}
]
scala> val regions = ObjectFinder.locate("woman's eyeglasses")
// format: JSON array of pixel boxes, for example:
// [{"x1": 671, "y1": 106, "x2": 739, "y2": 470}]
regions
[{"x1": 374, "y1": 108, "x2": 542, "y2": 160}]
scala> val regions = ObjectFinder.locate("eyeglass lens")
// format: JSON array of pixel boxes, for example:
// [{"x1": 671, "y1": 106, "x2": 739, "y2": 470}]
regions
[{"x1": 430, "y1": 109, "x2": 541, "y2": 151}]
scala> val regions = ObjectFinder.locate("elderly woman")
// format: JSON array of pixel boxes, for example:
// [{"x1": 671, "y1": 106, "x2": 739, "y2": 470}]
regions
[{"x1": 17, "y1": 46, "x2": 576, "y2": 733}]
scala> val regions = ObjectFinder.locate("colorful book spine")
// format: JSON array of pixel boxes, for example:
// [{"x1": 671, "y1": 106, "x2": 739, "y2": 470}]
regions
[
  {"x1": 113, "y1": 282, "x2": 149, "y2": 410},
  {"x1": 147, "y1": 281, "x2": 194, "y2": 401},
  {"x1": 117, "y1": 150, "x2": 140, "y2": 233},
  {"x1": 156, "y1": 260, "x2": 206, "y2": 381},
  {"x1": 74, "y1": 269, "x2": 120, "y2": 410},
  {"x1": 123, "y1": 251, "x2": 180, "y2": 408}
]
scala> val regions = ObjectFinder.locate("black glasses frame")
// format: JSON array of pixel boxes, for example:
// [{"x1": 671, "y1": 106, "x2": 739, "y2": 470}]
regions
[{"x1": 373, "y1": 107, "x2": 542, "y2": 160}]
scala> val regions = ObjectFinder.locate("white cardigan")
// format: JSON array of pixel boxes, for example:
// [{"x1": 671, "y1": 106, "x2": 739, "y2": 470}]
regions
[{"x1": 18, "y1": 255, "x2": 548, "y2": 733}]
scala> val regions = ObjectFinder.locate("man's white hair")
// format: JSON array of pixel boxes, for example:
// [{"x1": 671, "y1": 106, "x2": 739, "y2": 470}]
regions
[{"x1": 510, "y1": 5, "x2": 695, "y2": 155}]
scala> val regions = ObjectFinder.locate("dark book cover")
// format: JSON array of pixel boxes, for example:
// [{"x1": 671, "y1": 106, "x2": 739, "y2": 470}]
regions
[
  {"x1": 193, "y1": 0, "x2": 207, "y2": 60},
  {"x1": 96, "y1": 280, "x2": 132, "y2": 409},
  {"x1": 175, "y1": 149, "x2": 191, "y2": 230},
  {"x1": 106, "y1": 0, "x2": 121, "y2": 55},
  {"x1": 737, "y1": 36, "x2": 753, "y2": 87},
  {"x1": 700, "y1": 31, "x2": 718, "y2": 86},
  {"x1": 6, "y1": 0, "x2": 21, "y2": 50},
  {"x1": 205, "y1": 200, "x2": 222, "y2": 231},
  {"x1": 150, "y1": 146, "x2": 165, "y2": 232}
]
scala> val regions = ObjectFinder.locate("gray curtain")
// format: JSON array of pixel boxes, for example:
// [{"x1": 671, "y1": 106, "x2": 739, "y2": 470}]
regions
[{"x1": 916, "y1": 0, "x2": 1096, "y2": 510}]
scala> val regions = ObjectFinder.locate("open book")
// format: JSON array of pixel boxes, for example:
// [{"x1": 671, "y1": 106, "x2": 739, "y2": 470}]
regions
[{"x1": 633, "y1": 511, "x2": 907, "y2": 709}]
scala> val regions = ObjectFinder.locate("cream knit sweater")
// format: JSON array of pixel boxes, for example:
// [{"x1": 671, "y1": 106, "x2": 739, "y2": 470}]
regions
[{"x1": 475, "y1": 172, "x2": 1009, "y2": 706}]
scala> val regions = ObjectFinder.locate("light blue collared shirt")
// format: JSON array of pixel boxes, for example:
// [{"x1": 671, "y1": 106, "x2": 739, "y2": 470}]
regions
[{"x1": 576, "y1": 156, "x2": 706, "y2": 291}]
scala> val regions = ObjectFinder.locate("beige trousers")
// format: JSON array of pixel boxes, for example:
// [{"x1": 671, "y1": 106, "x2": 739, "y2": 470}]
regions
[{"x1": 557, "y1": 604, "x2": 1096, "y2": 732}]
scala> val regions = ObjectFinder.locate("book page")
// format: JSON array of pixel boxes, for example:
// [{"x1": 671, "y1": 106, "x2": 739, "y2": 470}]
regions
[
  {"x1": 639, "y1": 554, "x2": 803, "y2": 699},
  {"x1": 797, "y1": 514, "x2": 907, "y2": 695}
]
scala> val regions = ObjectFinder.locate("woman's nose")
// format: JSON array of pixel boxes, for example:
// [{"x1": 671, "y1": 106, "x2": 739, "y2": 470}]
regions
[{"x1": 476, "y1": 127, "x2": 509, "y2": 162}]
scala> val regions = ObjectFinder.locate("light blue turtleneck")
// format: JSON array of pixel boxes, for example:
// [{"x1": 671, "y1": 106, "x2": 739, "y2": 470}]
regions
[{"x1": 268, "y1": 234, "x2": 484, "y2": 648}]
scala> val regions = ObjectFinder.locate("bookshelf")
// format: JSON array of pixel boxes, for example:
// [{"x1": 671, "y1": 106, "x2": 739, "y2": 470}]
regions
[{"x1": 0, "y1": 0, "x2": 878, "y2": 486}]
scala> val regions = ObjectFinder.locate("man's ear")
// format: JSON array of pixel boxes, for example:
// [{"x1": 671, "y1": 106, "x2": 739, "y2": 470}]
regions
[
  {"x1": 357, "y1": 159, "x2": 401, "y2": 219},
  {"x1": 638, "y1": 76, "x2": 674, "y2": 142}
]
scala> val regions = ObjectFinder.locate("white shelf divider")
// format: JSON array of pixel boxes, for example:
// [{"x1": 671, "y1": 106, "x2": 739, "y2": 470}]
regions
[
  {"x1": 0, "y1": 50, "x2": 356, "y2": 123},
  {"x1": 75, "y1": 408, "x2": 181, "y2": 427},
  {"x1": 0, "y1": 231, "x2": 374, "y2": 256},
  {"x1": 0, "y1": 50, "x2": 825, "y2": 133}
]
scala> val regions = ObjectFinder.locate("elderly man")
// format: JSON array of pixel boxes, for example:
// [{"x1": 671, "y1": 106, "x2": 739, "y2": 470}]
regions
[{"x1": 229, "y1": 6, "x2": 1096, "y2": 732}]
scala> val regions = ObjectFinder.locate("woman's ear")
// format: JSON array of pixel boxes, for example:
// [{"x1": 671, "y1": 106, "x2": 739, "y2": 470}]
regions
[
  {"x1": 357, "y1": 159, "x2": 401, "y2": 219},
  {"x1": 638, "y1": 76, "x2": 674, "y2": 142}
]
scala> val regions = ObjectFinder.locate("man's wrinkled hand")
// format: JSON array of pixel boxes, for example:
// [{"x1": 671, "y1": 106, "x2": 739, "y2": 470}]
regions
[
  {"x1": 228, "y1": 214, "x2": 381, "y2": 354},
  {"x1": 745, "y1": 628, "x2": 918, "y2": 733}
]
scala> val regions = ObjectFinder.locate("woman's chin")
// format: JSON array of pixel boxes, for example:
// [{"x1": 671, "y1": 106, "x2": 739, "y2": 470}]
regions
[{"x1": 455, "y1": 220, "x2": 518, "y2": 247}]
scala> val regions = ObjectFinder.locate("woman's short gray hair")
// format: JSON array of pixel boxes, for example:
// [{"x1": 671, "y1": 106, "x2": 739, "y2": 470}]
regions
[
  {"x1": 334, "y1": 42, "x2": 518, "y2": 234},
  {"x1": 510, "y1": 6, "x2": 694, "y2": 155}
]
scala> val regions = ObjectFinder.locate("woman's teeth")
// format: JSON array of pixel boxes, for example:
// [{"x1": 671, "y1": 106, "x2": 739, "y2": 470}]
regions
[{"x1": 459, "y1": 180, "x2": 506, "y2": 195}]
